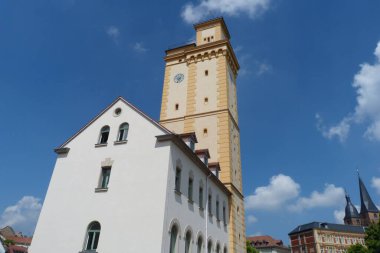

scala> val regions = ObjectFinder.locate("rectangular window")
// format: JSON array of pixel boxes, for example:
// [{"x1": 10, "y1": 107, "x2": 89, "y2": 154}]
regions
[
  {"x1": 188, "y1": 178, "x2": 193, "y2": 201},
  {"x1": 199, "y1": 187, "x2": 204, "y2": 209},
  {"x1": 223, "y1": 206, "x2": 226, "y2": 225},
  {"x1": 216, "y1": 200, "x2": 220, "y2": 220},
  {"x1": 175, "y1": 167, "x2": 181, "y2": 192},
  {"x1": 208, "y1": 194, "x2": 212, "y2": 215},
  {"x1": 100, "y1": 167, "x2": 111, "y2": 188},
  {"x1": 205, "y1": 70, "x2": 209, "y2": 76}
]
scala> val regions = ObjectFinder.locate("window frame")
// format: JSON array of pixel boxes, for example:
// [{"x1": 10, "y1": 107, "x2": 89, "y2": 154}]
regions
[
  {"x1": 99, "y1": 167, "x2": 111, "y2": 189},
  {"x1": 169, "y1": 225, "x2": 179, "y2": 253},
  {"x1": 208, "y1": 194, "x2": 212, "y2": 216},
  {"x1": 117, "y1": 123, "x2": 129, "y2": 142},
  {"x1": 98, "y1": 126, "x2": 110, "y2": 144},
  {"x1": 84, "y1": 222, "x2": 101, "y2": 251},
  {"x1": 175, "y1": 167, "x2": 182, "y2": 193},
  {"x1": 199, "y1": 186, "x2": 204, "y2": 209},
  {"x1": 188, "y1": 177, "x2": 194, "y2": 202}
]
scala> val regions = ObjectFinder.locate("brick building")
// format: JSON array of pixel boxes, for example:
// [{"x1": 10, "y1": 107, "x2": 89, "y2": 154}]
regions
[{"x1": 288, "y1": 222, "x2": 366, "y2": 253}]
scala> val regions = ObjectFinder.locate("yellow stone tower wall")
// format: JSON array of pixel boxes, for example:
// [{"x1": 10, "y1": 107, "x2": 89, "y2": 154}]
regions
[{"x1": 160, "y1": 18, "x2": 246, "y2": 253}]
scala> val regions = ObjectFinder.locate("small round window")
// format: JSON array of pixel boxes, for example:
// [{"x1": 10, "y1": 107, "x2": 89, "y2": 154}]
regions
[{"x1": 114, "y1": 108, "x2": 122, "y2": 116}]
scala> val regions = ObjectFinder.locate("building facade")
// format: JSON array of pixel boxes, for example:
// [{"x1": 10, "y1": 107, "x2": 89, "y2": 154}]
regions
[
  {"x1": 159, "y1": 17, "x2": 246, "y2": 253},
  {"x1": 30, "y1": 98, "x2": 231, "y2": 253},
  {"x1": 289, "y1": 222, "x2": 366, "y2": 253}
]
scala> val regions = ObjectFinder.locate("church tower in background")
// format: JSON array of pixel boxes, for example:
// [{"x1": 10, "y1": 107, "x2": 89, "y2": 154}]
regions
[
  {"x1": 358, "y1": 176, "x2": 379, "y2": 226},
  {"x1": 159, "y1": 18, "x2": 246, "y2": 253}
]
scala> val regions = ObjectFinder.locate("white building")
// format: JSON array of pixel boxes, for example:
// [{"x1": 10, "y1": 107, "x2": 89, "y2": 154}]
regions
[{"x1": 30, "y1": 97, "x2": 230, "y2": 253}]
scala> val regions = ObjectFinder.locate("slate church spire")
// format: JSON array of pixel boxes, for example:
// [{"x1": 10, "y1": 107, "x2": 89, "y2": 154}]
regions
[
  {"x1": 343, "y1": 193, "x2": 360, "y2": 225},
  {"x1": 358, "y1": 173, "x2": 379, "y2": 226}
]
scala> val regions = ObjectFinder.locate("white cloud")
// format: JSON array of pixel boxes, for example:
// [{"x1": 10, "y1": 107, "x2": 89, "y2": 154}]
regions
[
  {"x1": 372, "y1": 177, "x2": 380, "y2": 195},
  {"x1": 257, "y1": 63, "x2": 272, "y2": 76},
  {"x1": 245, "y1": 174, "x2": 300, "y2": 211},
  {"x1": 181, "y1": 0, "x2": 272, "y2": 24},
  {"x1": 247, "y1": 214, "x2": 258, "y2": 224},
  {"x1": 333, "y1": 209, "x2": 345, "y2": 224},
  {"x1": 106, "y1": 26, "x2": 120, "y2": 43},
  {"x1": 316, "y1": 114, "x2": 351, "y2": 143},
  {"x1": 0, "y1": 196, "x2": 42, "y2": 235},
  {"x1": 288, "y1": 184, "x2": 345, "y2": 212},
  {"x1": 318, "y1": 41, "x2": 380, "y2": 142},
  {"x1": 133, "y1": 42, "x2": 148, "y2": 53}
]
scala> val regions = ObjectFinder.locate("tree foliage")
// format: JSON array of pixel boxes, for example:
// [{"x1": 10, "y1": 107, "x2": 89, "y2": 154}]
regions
[
  {"x1": 246, "y1": 241, "x2": 259, "y2": 253},
  {"x1": 347, "y1": 243, "x2": 368, "y2": 253},
  {"x1": 365, "y1": 220, "x2": 380, "y2": 253},
  {"x1": 3, "y1": 239, "x2": 14, "y2": 247}
]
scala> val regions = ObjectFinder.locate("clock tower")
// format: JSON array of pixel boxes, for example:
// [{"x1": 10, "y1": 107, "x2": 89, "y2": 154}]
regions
[{"x1": 159, "y1": 18, "x2": 246, "y2": 253}]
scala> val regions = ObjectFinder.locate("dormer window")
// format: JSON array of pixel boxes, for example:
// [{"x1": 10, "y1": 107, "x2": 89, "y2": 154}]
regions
[
  {"x1": 98, "y1": 126, "x2": 110, "y2": 144},
  {"x1": 208, "y1": 163, "x2": 220, "y2": 179},
  {"x1": 195, "y1": 149, "x2": 210, "y2": 166},
  {"x1": 179, "y1": 133, "x2": 197, "y2": 152}
]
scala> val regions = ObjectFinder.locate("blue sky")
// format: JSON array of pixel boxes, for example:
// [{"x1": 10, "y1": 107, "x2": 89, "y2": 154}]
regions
[{"x1": 1, "y1": 0, "x2": 380, "y2": 243}]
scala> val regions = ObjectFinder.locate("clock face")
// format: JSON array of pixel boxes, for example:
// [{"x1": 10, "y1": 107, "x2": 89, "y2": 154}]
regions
[{"x1": 174, "y1": 73, "x2": 184, "y2": 83}]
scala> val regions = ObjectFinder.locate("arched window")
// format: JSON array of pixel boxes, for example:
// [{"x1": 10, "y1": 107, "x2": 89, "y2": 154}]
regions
[
  {"x1": 169, "y1": 225, "x2": 178, "y2": 253},
  {"x1": 98, "y1": 126, "x2": 110, "y2": 144},
  {"x1": 197, "y1": 236, "x2": 203, "y2": 253},
  {"x1": 216, "y1": 244, "x2": 221, "y2": 253},
  {"x1": 185, "y1": 230, "x2": 192, "y2": 253},
  {"x1": 117, "y1": 123, "x2": 129, "y2": 141},
  {"x1": 207, "y1": 240, "x2": 212, "y2": 253},
  {"x1": 85, "y1": 222, "x2": 101, "y2": 251}
]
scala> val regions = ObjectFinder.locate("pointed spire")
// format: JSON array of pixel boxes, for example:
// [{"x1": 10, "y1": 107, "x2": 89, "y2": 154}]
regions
[
  {"x1": 344, "y1": 193, "x2": 360, "y2": 220},
  {"x1": 358, "y1": 174, "x2": 379, "y2": 213}
]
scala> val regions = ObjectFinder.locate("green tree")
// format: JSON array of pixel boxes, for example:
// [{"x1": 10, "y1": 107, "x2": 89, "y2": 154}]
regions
[
  {"x1": 347, "y1": 243, "x2": 368, "y2": 253},
  {"x1": 365, "y1": 220, "x2": 380, "y2": 253},
  {"x1": 3, "y1": 239, "x2": 15, "y2": 247},
  {"x1": 246, "y1": 241, "x2": 259, "y2": 253}
]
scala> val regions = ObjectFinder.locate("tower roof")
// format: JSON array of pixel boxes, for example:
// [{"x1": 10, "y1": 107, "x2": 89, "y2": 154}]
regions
[
  {"x1": 344, "y1": 194, "x2": 360, "y2": 220},
  {"x1": 359, "y1": 175, "x2": 379, "y2": 213}
]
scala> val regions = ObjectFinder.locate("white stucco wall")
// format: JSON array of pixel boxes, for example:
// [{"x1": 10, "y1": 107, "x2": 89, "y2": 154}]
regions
[
  {"x1": 0, "y1": 242, "x2": 5, "y2": 253},
  {"x1": 30, "y1": 99, "x2": 171, "y2": 253},
  {"x1": 162, "y1": 142, "x2": 230, "y2": 253}
]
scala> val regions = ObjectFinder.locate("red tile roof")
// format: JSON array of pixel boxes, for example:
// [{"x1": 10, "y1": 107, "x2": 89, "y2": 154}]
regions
[
  {"x1": 6, "y1": 236, "x2": 32, "y2": 245},
  {"x1": 247, "y1": 235, "x2": 287, "y2": 249}
]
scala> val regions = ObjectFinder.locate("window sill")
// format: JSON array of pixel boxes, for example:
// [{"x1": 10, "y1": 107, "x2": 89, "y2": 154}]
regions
[
  {"x1": 95, "y1": 187, "x2": 108, "y2": 192},
  {"x1": 174, "y1": 189, "x2": 182, "y2": 195},
  {"x1": 216, "y1": 218, "x2": 221, "y2": 222},
  {"x1": 199, "y1": 207, "x2": 204, "y2": 211},
  {"x1": 79, "y1": 251, "x2": 98, "y2": 253},
  {"x1": 188, "y1": 199, "x2": 194, "y2": 204},
  {"x1": 95, "y1": 143, "x2": 107, "y2": 148},
  {"x1": 114, "y1": 140, "x2": 128, "y2": 145}
]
